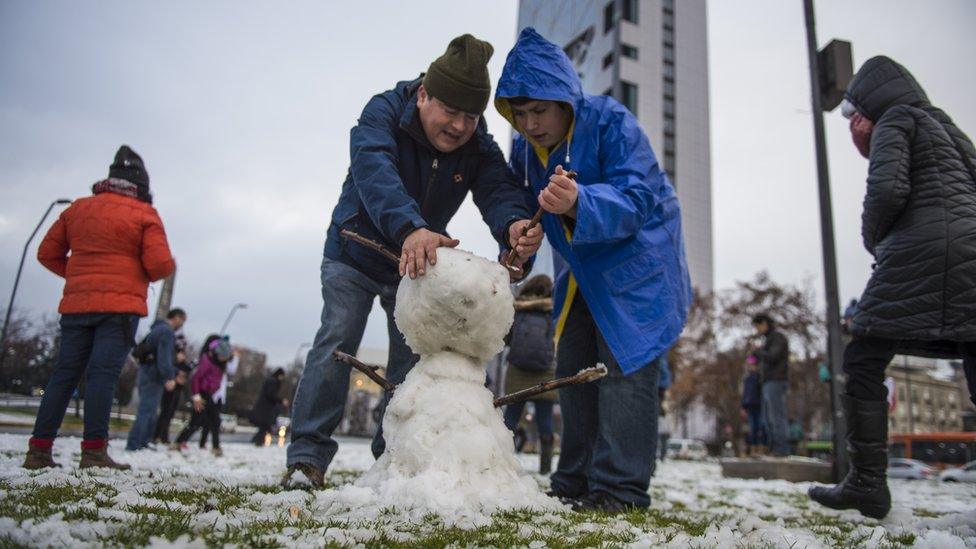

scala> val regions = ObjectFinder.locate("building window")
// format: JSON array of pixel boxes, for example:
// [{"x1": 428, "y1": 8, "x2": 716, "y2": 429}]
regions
[
  {"x1": 664, "y1": 97, "x2": 674, "y2": 116},
  {"x1": 663, "y1": 117, "x2": 675, "y2": 134},
  {"x1": 664, "y1": 27, "x2": 674, "y2": 44},
  {"x1": 664, "y1": 152, "x2": 676, "y2": 175},
  {"x1": 603, "y1": 86, "x2": 614, "y2": 97},
  {"x1": 663, "y1": 10, "x2": 674, "y2": 29},
  {"x1": 664, "y1": 135, "x2": 675, "y2": 154},
  {"x1": 621, "y1": 43, "x2": 638, "y2": 60},
  {"x1": 663, "y1": 0, "x2": 674, "y2": 10},
  {"x1": 663, "y1": 61, "x2": 674, "y2": 79},
  {"x1": 602, "y1": 52, "x2": 614, "y2": 70},
  {"x1": 604, "y1": 1, "x2": 616, "y2": 34},
  {"x1": 664, "y1": 79, "x2": 675, "y2": 97},
  {"x1": 664, "y1": 46, "x2": 675, "y2": 63},
  {"x1": 622, "y1": 0, "x2": 638, "y2": 24},
  {"x1": 621, "y1": 81, "x2": 637, "y2": 115}
]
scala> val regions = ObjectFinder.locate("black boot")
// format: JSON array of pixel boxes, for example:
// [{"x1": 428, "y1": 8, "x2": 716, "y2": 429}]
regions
[
  {"x1": 539, "y1": 434, "x2": 554, "y2": 475},
  {"x1": 808, "y1": 395, "x2": 891, "y2": 519}
]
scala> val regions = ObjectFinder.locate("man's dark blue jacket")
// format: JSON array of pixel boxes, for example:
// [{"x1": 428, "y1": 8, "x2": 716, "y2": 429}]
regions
[{"x1": 324, "y1": 77, "x2": 533, "y2": 285}]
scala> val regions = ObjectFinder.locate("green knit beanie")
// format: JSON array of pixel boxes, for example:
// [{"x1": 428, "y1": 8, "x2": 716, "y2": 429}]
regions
[{"x1": 422, "y1": 34, "x2": 494, "y2": 115}]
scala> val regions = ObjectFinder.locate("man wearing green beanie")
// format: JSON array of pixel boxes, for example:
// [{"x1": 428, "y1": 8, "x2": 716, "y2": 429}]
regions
[{"x1": 282, "y1": 34, "x2": 543, "y2": 488}]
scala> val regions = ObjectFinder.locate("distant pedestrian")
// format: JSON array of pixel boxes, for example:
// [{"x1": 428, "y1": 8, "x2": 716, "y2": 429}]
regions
[
  {"x1": 810, "y1": 56, "x2": 976, "y2": 520},
  {"x1": 153, "y1": 333, "x2": 191, "y2": 444},
  {"x1": 750, "y1": 314, "x2": 790, "y2": 457},
  {"x1": 503, "y1": 275, "x2": 556, "y2": 474},
  {"x1": 23, "y1": 145, "x2": 175, "y2": 471},
  {"x1": 740, "y1": 354, "x2": 765, "y2": 456},
  {"x1": 250, "y1": 368, "x2": 289, "y2": 446},
  {"x1": 173, "y1": 338, "x2": 237, "y2": 456},
  {"x1": 126, "y1": 308, "x2": 186, "y2": 451}
]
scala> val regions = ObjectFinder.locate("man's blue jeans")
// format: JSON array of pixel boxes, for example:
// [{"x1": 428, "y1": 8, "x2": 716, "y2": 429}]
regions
[
  {"x1": 549, "y1": 296, "x2": 660, "y2": 508},
  {"x1": 126, "y1": 365, "x2": 165, "y2": 450},
  {"x1": 32, "y1": 313, "x2": 138, "y2": 442},
  {"x1": 762, "y1": 380, "x2": 790, "y2": 455},
  {"x1": 744, "y1": 405, "x2": 765, "y2": 446},
  {"x1": 287, "y1": 258, "x2": 417, "y2": 471}
]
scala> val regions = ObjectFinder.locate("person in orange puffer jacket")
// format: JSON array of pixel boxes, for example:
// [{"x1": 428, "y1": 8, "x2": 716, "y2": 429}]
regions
[{"x1": 23, "y1": 145, "x2": 175, "y2": 471}]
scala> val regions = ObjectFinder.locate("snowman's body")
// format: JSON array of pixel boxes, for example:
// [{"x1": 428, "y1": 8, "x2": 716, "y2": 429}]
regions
[{"x1": 355, "y1": 248, "x2": 555, "y2": 515}]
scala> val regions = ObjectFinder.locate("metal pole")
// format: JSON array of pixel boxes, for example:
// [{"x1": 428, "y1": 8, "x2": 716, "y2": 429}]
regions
[
  {"x1": 904, "y1": 355, "x2": 915, "y2": 434},
  {"x1": 0, "y1": 199, "x2": 72, "y2": 387},
  {"x1": 220, "y1": 303, "x2": 247, "y2": 335},
  {"x1": 803, "y1": 0, "x2": 849, "y2": 481}
]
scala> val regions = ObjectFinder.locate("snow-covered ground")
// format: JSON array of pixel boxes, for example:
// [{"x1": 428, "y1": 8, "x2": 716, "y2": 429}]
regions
[{"x1": 0, "y1": 433, "x2": 973, "y2": 547}]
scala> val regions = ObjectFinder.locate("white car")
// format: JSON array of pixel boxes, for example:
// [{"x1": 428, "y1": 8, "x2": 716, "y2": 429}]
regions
[
  {"x1": 666, "y1": 438, "x2": 709, "y2": 460},
  {"x1": 939, "y1": 460, "x2": 976, "y2": 483},
  {"x1": 886, "y1": 458, "x2": 936, "y2": 480}
]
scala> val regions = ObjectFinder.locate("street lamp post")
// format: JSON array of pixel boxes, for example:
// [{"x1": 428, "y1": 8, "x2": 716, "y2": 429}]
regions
[
  {"x1": 0, "y1": 198, "x2": 72, "y2": 387},
  {"x1": 804, "y1": 0, "x2": 853, "y2": 481},
  {"x1": 220, "y1": 303, "x2": 248, "y2": 335}
]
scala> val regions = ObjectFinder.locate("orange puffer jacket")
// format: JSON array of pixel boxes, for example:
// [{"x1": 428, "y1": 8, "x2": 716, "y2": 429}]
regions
[{"x1": 37, "y1": 192, "x2": 176, "y2": 316}]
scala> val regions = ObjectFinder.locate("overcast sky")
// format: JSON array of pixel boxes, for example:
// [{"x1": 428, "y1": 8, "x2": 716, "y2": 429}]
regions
[{"x1": 1, "y1": 1, "x2": 974, "y2": 367}]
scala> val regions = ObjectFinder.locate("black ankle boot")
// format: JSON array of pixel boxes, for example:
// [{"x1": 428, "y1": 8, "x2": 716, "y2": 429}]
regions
[
  {"x1": 539, "y1": 434, "x2": 554, "y2": 475},
  {"x1": 808, "y1": 395, "x2": 891, "y2": 519}
]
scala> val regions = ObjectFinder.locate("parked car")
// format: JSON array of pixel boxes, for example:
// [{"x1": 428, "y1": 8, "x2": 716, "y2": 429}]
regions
[
  {"x1": 666, "y1": 438, "x2": 708, "y2": 460},
  {"x1": 886, "y1": 458, "x2": 936, "y2": 480},
  {"x1": 939, "y1": 460, "x2": 976, "y2": 483},
  {"x1": 220, "y1": 414, "x2": 238, "y2": 433}
]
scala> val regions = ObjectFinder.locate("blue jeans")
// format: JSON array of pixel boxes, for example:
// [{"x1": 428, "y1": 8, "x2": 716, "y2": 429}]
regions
[
  {"x1": 32, "y1": 313, "x2": 138, "y2": 441},
  {"x1": 549, "y1": 296, "x2": 659, "y2": 507},
  {"x1": 287, "y1": 258, "x2": 417, "y2": 471},
  {"x1": 503, "y1": 399, "x2": 554, "y2": 437},
  {"x1": 744, "y1": 405, "x2": 765, "y2": 446},
  {"x1": 126, "y1": 365, "x2": 165, "y2": 450},
  {"x1": 762, "y1": 380, "x2": 789, "y2": 455}
]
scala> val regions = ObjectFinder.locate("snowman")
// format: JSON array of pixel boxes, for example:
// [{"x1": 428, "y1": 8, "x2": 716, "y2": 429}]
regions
[{"x1": 354, "y1": 247, "x2": 557, "y2": 516}]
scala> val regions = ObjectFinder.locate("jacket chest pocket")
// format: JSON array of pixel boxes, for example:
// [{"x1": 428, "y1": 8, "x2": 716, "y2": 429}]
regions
[{"x1": 602, "y1": 250, "x2": 669, "y2": 328}]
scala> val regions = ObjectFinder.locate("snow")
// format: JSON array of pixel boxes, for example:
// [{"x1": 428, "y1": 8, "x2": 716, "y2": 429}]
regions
[
  {"x1": 337, "y1": 247, "x2": 558, "y2": 521},
  {"x1": 0, "y1": 434, "x2": 975, "y2": 546},
  {"x1": 394, "y1": 247, "x2": 513, "y2": 362}
]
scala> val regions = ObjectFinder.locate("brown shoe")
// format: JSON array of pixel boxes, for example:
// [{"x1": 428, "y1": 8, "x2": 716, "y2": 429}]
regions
[
  {"x1": 23, "y1": 441, "x2": 61, "y2": 470},
  {"x1": 281, "y1": 462, "x2": 324, "y2": 489},
  {"x1": 212, "y1": 447, "x2": 224, "y2": 457},
  {"x1": 79, "y1": 442, "x2": 131, "y2": 470}
]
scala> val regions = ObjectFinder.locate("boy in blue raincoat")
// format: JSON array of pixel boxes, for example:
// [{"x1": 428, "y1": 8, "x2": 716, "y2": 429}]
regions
[{"x1": 495, "y1": 28, "x2": 692, "y2": 512}]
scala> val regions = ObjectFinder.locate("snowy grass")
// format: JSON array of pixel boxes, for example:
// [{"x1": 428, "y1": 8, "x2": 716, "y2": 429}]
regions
[{"x1": 0, "y1": 433, "x2": 973, "y2": 548}]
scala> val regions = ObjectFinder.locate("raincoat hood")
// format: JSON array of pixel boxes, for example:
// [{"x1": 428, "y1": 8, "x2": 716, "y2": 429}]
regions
[
  {"x1": 495, "y1": 27, "x2": 583, "y2": 134},
  {"x1": 845, "y1": 56, "x2": 929, "y2": 122}
]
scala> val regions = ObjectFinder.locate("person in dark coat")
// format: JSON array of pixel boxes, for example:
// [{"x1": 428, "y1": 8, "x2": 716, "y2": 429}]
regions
[
  {"x1": 740, "y1": 355, "x2": 764, "y2": 456},
  {"x1": 751, "y1": 314, "x2": 790, "y2": 456},
  {"x1": 503, "y1": 275, "x2": 556, "y2": 474},
  {"x1": 283, "y1": 34, "x2": 542, "y2": 488},
  {"x1": 152, "y1": 333, "x2": 190, "y2": 444},
  {"x1": 809, "y1": 56, "x2": 976, "y2": 520},
  {"x1": 250, "y1": 368, "x2": 288, "y2": 446}
]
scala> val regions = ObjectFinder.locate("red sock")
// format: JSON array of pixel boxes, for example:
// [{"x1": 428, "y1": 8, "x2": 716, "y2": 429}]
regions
[
  {"x1": 81, "y1": 439, "x2": 107, "y2": 450},
  {"x1": 28, "y1": 437, "x2": 54, "y2": 450}
]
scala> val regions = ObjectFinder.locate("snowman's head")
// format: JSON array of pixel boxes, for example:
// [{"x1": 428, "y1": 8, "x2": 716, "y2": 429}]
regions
[{"x1": 394, "y1": 248, "x2": 514, "y2": 362}]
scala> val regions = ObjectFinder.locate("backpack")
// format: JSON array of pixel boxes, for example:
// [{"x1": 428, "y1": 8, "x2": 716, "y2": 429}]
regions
[
  {"x1": 507, "y1": 310, "x2": 554, "y2": 373},
  {"x1": 131, "y1": 333, "x2": 156, "y2": 364}
]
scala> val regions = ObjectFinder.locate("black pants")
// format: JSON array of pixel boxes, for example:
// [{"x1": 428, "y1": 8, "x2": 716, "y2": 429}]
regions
[
  {"x1": 251, "y1": 422, "x2": 273, "y2": 445},
  {"x1": 844, "y1": 335, "x2": 976, "y2": 406},
  {"x1": 176, "y1": 395, "x2": 222, "y2": 449},
  {"x1": 153, "y1": 388, "x2": 181, "y2": 443}
]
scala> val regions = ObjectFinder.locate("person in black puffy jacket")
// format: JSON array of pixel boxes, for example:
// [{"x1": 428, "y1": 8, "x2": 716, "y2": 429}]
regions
[
  {"x1": 810, "y1": 56, "x2": 976, "y2": 520},
  {"x1": 503, "y1": 274, "x2": 556, "y2": 474}
]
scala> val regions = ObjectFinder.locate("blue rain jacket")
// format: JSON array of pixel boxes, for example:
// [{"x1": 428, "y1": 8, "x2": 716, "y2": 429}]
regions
[
  {"x1": 324, "y1": 77, "x2": 534, "y2": 285},
  {"x1": 496, "y1": 28, "x2": 692, "y2": 373}
]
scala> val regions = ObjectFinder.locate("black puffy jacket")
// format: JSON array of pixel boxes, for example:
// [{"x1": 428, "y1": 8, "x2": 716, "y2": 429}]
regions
[{"x1": 846, "y1": 57, "x2": 976, "y2": 353}]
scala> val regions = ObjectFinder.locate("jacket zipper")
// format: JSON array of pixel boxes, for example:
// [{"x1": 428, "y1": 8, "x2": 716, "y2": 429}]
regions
[{"x1": 420, "y1": 158, "x2": 439, "y2": 218}]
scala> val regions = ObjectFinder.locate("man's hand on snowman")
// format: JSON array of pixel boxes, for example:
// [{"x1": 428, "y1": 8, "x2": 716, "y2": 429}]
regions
[
  {"x1": 400, "y1": 228, "x2": 460, "y2": 279},
  {"x1": 539, "y1": 165, "x2": 578, "y2": 218}
]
